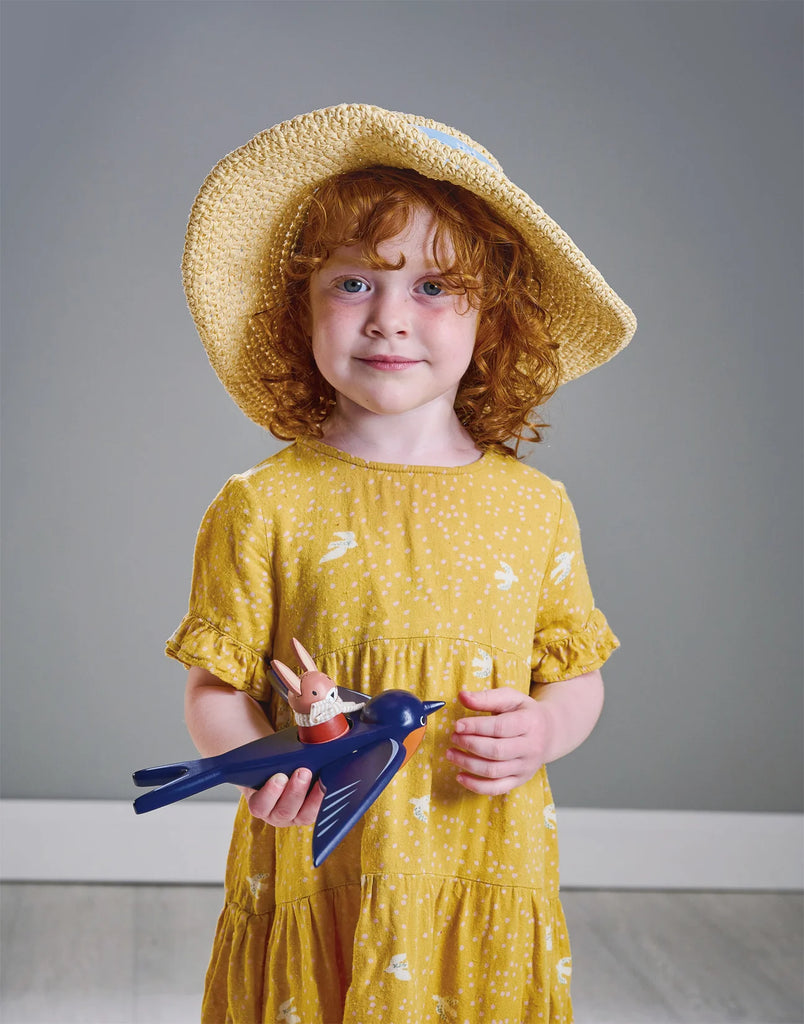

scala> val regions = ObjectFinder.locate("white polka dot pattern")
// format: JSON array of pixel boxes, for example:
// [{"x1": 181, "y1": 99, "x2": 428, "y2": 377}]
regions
[{"x1": 167, "y1": 438, "x2": 618, "y2": 1023}]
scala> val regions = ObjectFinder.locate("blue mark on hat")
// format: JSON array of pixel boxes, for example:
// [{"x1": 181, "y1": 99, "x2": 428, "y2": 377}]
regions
[{"x1": 415, "y1": 126, "x2": 495, "y2": 167}]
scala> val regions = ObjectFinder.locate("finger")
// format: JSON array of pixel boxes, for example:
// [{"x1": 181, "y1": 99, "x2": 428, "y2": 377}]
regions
[
  {"x1": 248, "y1": 769, "x2": 311, "y2": 825},
  {"x1": 458, "y1": 687, "x2": 527, "y2": 711},
  {"x1": 456, "y1": 687, "x2": 528, "y2": 716},
  {"x1": 453, "y1": 706, "x2": 532, "y2": 740},
  {"x1": 446, "y1": 746, "x2": 522, "y2": 779},
  {"x1": 455, "y1": 770, "x2": 521, "y2": 796},
  {"x1": 448, "y1": 731, "x2": 531, "y2": 762},
  {"x1": 268, "y1": 768, "x2": 315, "y2": 825},
  {"x1": 293, "y1": 780, "x2": 325, "y2": 827},
  {"x1": 246, "y1": 772, "x2": 287, "y2": 821}
]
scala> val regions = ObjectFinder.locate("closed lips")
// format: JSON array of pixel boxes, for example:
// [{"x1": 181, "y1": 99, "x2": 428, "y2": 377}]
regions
[{"x1": 358, "y1": 356, "x2": 421, "y2": 369}]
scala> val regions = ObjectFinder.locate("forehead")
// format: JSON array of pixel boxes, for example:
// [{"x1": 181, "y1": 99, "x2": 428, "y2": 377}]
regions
[{"x1": 322, "y1": 204, "x2": 455, "y2": 266}]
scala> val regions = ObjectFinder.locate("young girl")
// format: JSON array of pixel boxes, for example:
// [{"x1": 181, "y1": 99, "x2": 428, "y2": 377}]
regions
[{"x1": 170, "y1": 104, "x2": 636, "y2": 1024}]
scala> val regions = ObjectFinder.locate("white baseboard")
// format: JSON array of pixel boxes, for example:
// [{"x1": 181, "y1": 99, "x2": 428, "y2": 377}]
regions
[{"x1": 1, "y1": 799, "x2": 801, "y2": 890}]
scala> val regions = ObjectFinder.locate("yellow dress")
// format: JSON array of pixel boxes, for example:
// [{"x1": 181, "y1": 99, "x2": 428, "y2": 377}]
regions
[{"x1": 167, "y1": 438, "x2": 618, "y2": 1024}]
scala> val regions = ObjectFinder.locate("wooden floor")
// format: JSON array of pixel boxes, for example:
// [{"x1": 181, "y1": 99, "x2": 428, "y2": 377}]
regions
[{"x1": 0, "y1": 884, "x2": 801, "y2": 1023}]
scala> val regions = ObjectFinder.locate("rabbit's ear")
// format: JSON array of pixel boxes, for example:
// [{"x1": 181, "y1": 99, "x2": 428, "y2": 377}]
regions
[
  {"x1": 292, "y1": 637, "x2": 319, "y2": 674},
  {"x1": 271, "y1": 659, "x2": 301, "y2": 696}
]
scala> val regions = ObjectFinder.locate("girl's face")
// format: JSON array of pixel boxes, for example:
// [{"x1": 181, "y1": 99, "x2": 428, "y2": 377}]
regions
[{"x1": 308, "y1": 207, "x2": 480, "y2": 425}]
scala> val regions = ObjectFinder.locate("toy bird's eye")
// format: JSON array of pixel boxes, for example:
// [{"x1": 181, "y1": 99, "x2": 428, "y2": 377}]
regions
[{"x1": 420, "y1": 715, "x2": 426, "y2": 725}]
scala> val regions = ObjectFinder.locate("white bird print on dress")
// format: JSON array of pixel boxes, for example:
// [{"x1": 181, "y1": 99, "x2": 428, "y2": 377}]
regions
[
  {"x1": 494, "y1": 561, "x2": 519, "y2": 591},
  {"x1": 318, "y1": 531, "x2": 358, "y2": 563},
  {"x1": 384, "y1": 953, "x2": 412, "y2": 980},
  {"x1": 557, "y1": 957, "x2": 572, "y2": 985},
  {"x1": 247, "y1": 873, "x2": 269, "y2": 896},
  {"x1": 550, "y1": 551, "x2": 575, "y2": 584},
  {"x1": 472, "y1": 650, "x2": 493, "y2": 678},
  {"x1": 276, "y1": 997, "x2": 301, "y2": 1023},
  {"x1": 432, "y1": 994, "x2": 458, "y2": 1019},
  {"x1": 543, "y1": 803, "x2": 557, "y2": 830},
  {"x1": 409, "y1": 795, "x2": 430, "y2": 822}
]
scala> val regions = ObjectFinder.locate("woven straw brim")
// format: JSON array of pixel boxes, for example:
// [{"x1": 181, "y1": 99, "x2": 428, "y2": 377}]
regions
[{"x1": 183, "y1": 103, "x2": 637, "y2": 431}]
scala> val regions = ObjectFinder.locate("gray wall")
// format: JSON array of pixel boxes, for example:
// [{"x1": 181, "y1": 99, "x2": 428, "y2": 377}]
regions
[{"x1": 2, "y1": 1, "x2": 801, "y2": 813}]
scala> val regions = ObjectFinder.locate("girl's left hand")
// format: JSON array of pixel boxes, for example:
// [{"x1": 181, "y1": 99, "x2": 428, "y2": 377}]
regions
[{"x1": 447, "y1": 688, "x2": 551, "y2": 795}]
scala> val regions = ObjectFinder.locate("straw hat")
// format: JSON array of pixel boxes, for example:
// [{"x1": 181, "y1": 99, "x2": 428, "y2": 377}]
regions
[{"x1": 183, "y1": 103, "x2": 636, "y2": 430}]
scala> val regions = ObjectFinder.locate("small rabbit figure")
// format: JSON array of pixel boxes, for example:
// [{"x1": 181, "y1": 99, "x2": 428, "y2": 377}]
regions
[{"x1": 271, "y1": 639, "x2": 365, "y2": 744}]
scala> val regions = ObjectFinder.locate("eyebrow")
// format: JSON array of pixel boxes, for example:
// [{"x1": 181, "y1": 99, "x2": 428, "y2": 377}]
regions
[
  {"x1": 320, "y1": 252, "x2": 446, "y2": 275},
  {"x1": 320, "y1": 253, "x2": 372, "y2": 270}
]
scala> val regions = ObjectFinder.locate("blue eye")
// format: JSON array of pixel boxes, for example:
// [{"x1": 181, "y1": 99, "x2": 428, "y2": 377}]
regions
[
  {"x1": 420, "y1": 281, "x2": 443, "y2": 296},
  {"x1": 340, "y1": 278, "x2": 367, "y2": 293}
]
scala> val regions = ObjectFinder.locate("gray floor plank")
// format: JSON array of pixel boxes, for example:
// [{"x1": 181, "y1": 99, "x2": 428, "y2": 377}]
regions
[
  {"x1": 132, "y1": 885, "x2": 223, "y2": 1023},
  {"x1": 1, "y1": 884, "x2": 801, "y2": 1023},
  {"x1": 1, "y1": 884, "x2": 136, "y2": 1023},
  {"x1": 563, "y1": 890, "x2": 804, "y2": 1024}
]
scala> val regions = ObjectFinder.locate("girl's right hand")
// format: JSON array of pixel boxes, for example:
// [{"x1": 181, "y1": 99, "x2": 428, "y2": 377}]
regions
[{"x1": 241, "y1": 768, "x2": 325, "y2": 826}]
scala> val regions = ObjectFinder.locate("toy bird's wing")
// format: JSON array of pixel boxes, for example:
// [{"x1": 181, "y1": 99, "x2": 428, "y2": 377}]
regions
[{"x1": 312, "y1": 738, "x2": 406, "y2": 867}]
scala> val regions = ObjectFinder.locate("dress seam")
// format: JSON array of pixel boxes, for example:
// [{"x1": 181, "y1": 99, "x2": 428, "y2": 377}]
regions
[
  {"x1": 295, "y1": 437, "x2": 492, "y2": 475},
  {"x1": 531, "y1": 618, "x2": 610, "y2": 657},
  {"x1": 315, "y1": 634, "x2": 529, "y2": 665},
  {"x1": 179, "y1": 612, "x2": 264, "y2": 659},
  {"x1": 533, "y1": 481, "x2": 564, "y2": 636},
  {"x1": 226, "y1": 873, "x2": 557, "y2": 917},
  {"x1": 361, "y1": 869, "x2": 558, "y2": 895},
  {"x1": 241, "y1": 472, "x2": 278, "y2": 653}
]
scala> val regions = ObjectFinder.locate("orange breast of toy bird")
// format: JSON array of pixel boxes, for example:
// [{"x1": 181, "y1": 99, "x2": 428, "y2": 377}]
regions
[{"x1": 402, "y1": 725, "x2": 426, "y2": 766}]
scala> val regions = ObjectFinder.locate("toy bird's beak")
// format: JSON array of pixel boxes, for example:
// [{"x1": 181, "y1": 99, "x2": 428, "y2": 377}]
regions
[{"x1": 423, "y1": 701, "x2": 445, "y2": 717}]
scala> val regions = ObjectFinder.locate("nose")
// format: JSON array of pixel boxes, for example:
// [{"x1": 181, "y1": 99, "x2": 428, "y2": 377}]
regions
[{"x1": 364, "y1": 288, "x2": 410, "y2": 338}]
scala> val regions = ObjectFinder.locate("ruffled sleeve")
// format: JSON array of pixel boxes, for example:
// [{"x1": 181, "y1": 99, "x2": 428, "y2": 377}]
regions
[
  {"x1": 531, "y1": 483, "x2": 619, "y2": 684},
  {"x1": 165, "y1": 473, "x2": 275, "y2": 698}
]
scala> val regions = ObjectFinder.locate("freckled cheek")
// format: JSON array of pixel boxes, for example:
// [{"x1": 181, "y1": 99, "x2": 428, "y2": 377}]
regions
[
  {"x1": 311, "y1": 308, "x2": 360, "y2": 351},
  {"x1": 422, "y1": 306, "x2": 480, "y2": 342}
]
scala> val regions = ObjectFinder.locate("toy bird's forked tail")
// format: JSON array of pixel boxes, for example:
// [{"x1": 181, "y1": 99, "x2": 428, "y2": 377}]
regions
[
  {"x1": 132, "y1": 759, "x2": 226, "y2": 814},
  {"x1": 132, "y1": 729, "x2": 309, "y2": 815},
  {"x1": 132, "y1": 764, "x2": 190, "y2": 788}
]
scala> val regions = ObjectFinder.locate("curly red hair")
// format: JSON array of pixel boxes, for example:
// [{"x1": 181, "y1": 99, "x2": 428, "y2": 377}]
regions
[{"x1": 255, "y1": 167, "x2": 559, "y2": 455}]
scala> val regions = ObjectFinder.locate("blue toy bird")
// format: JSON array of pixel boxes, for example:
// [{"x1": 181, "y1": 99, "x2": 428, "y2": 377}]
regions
[{"x1": 133, "y1": 639, "x2": 444, "y2": 866}]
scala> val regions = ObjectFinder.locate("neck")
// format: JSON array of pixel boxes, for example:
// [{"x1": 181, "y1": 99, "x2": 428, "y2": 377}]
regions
[{"x1": 320, "y1": 403, "x2": 481, "y2": 467}]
